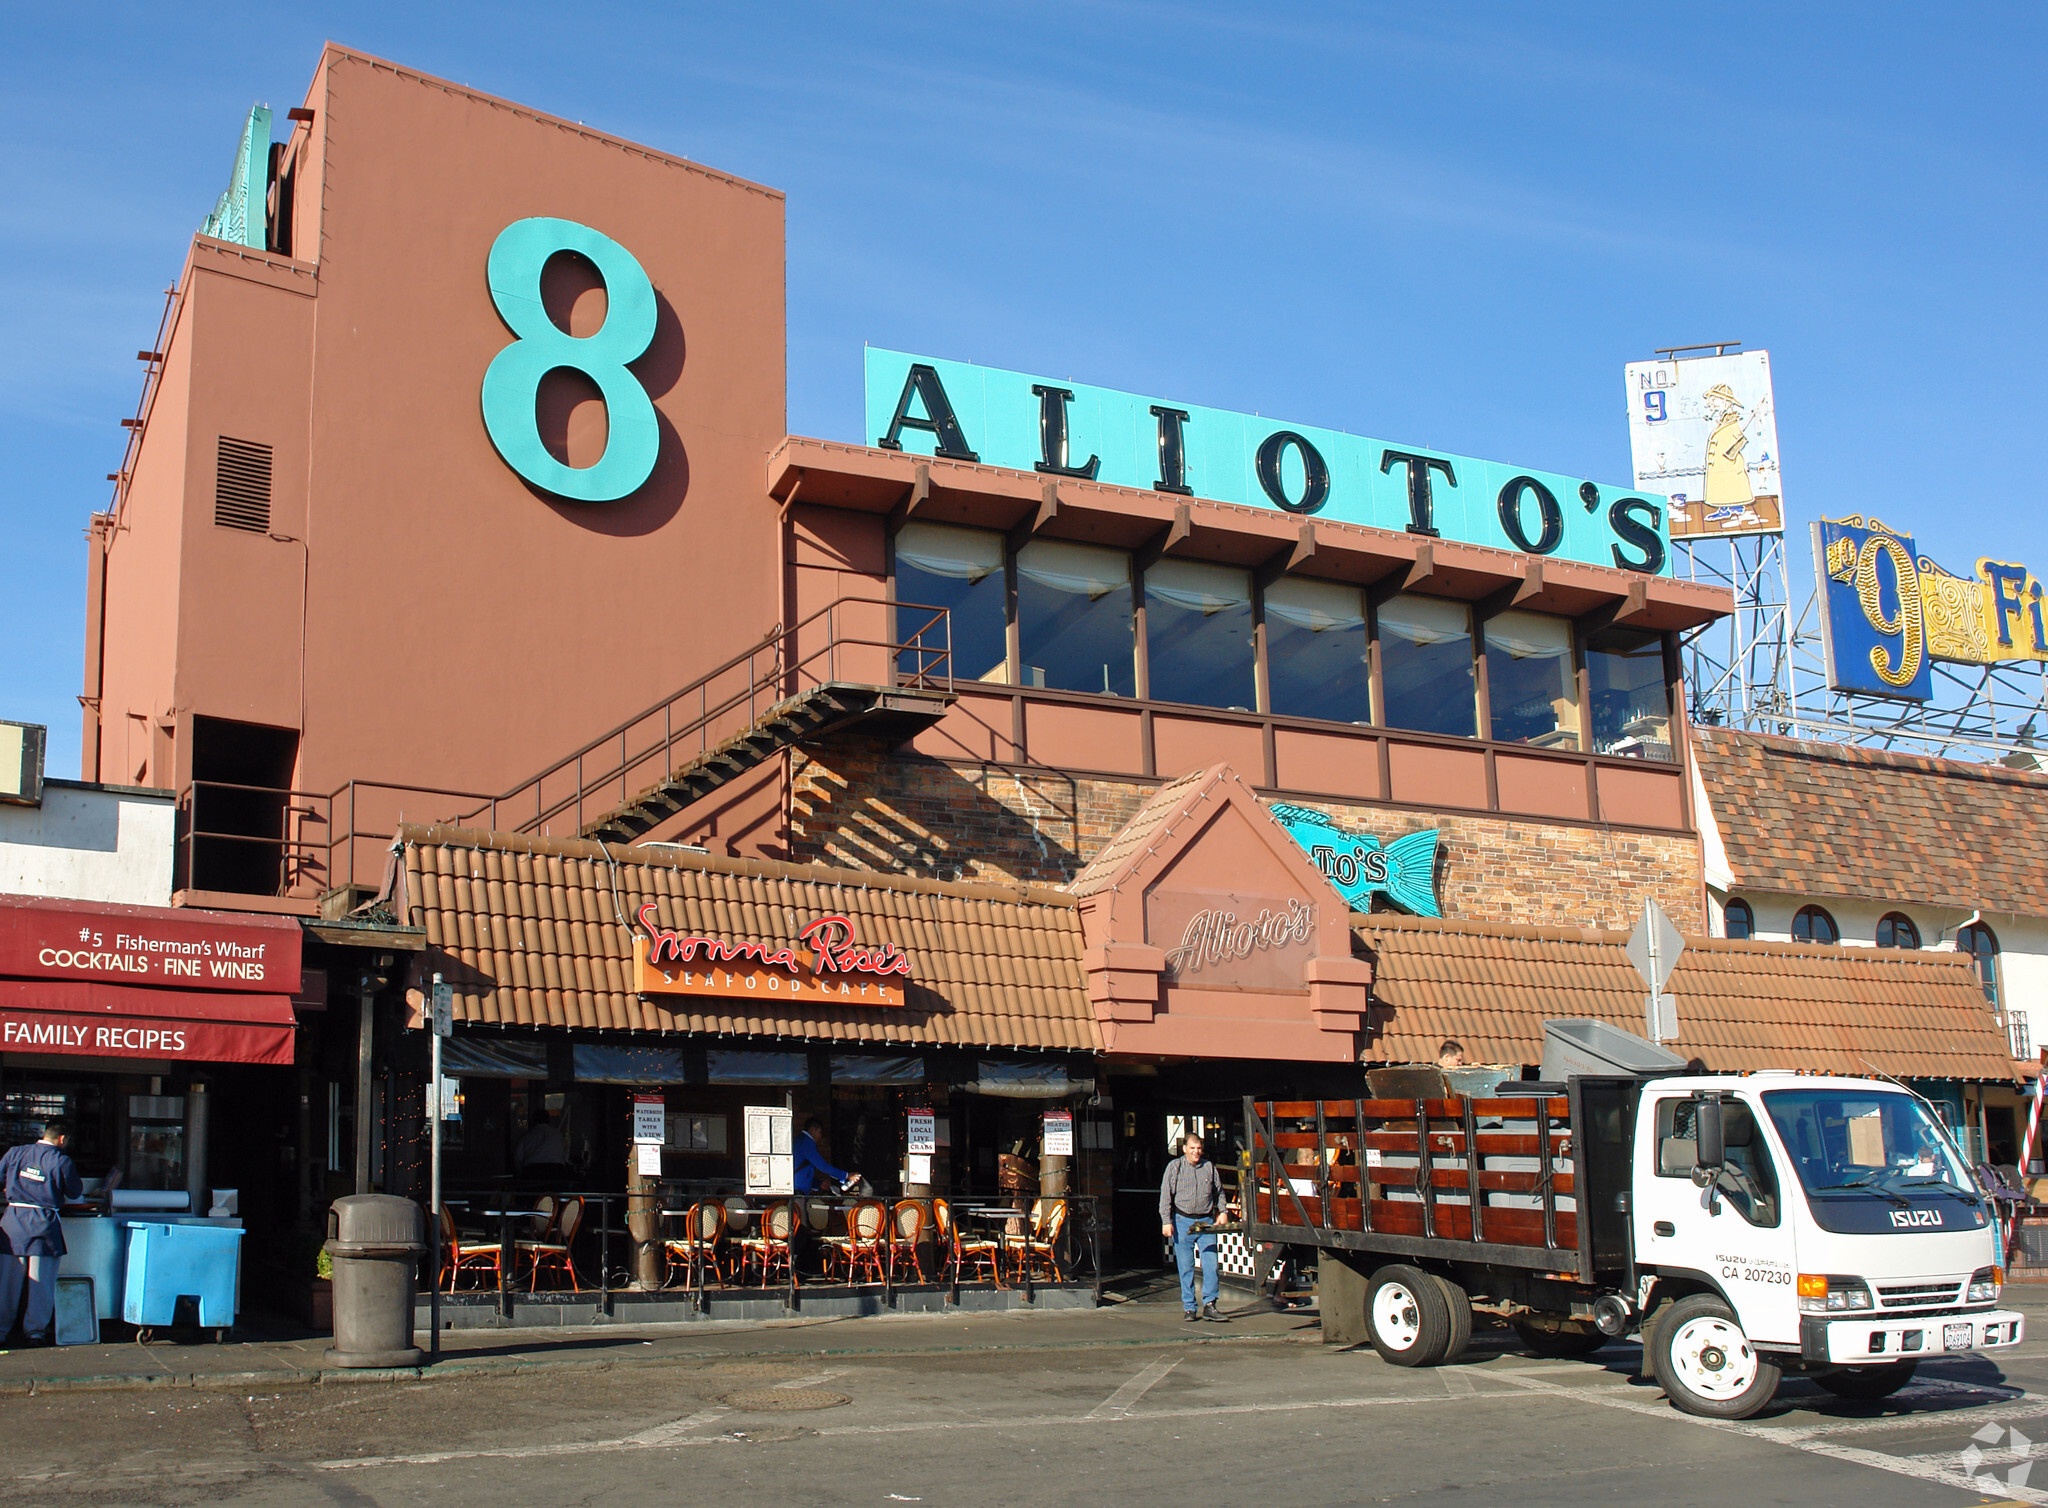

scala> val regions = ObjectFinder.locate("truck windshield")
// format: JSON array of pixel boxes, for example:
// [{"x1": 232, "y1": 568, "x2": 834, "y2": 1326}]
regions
[{"x1": 1762, "y1": 1088, "x2": 1984, "y2": 1234}]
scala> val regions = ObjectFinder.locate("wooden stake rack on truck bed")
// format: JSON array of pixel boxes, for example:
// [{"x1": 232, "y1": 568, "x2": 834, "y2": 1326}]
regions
[{"x1": 1243, "y1": 1091, "x2": 1594, "y2": 1282}]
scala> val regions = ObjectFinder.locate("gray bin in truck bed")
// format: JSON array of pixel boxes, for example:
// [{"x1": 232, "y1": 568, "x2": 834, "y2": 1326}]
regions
[{"x1": 1541, "y1": 1018, "x2": 1687, "y2": 1081}]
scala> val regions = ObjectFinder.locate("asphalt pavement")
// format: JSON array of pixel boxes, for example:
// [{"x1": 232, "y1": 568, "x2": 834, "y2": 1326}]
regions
[{"x1": 5, "y1": 1283, "x2": 2048, "y2": 1505}]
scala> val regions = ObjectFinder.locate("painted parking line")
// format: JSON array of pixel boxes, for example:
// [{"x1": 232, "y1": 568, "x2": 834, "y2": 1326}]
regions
[
  {"x1": 1088, "y1": 1357, "x2": 1182, "y2": 1419},
  {"x1": 1487, "y1": 1365, "x2": 2048, "y2": 1505}
]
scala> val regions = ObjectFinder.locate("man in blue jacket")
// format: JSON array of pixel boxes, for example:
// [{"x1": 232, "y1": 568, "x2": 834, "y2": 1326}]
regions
[
  {"x1": 794, "y1": 1118, "x2": 850, "y2": 1194},
  {"x1": 0, "y1": 1117, "x2": 83, "y2": 1345}
]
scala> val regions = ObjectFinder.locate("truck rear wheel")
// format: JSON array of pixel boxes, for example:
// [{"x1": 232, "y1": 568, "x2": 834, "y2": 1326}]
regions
[
  {"x1": 1815, "y1": 1362, "x2": 1917, "y2": 1400},
  {"x1": 1512, "y1": 1317, "x2": 1607, "y2": 1358},
  {"x1": 1365, "y1": 1264, "x2": 1452, "y2": 1366},
  {"x1": 1655, "y1": 1293, "x2": 1781, "y2": 1419},
  {"x1": 1429, "y1": 1273, "x2": 1473, "y2": 1363}
]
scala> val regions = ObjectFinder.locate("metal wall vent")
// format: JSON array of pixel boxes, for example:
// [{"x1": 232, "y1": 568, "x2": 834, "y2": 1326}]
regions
[{"x1": 214, "y1": 436, "x2": 272, "y2": 532}]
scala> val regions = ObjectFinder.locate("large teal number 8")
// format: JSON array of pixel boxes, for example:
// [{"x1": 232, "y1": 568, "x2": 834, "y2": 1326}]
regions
[{"x1": 481, "y1": 217, "x2": 659, "y2": 502}]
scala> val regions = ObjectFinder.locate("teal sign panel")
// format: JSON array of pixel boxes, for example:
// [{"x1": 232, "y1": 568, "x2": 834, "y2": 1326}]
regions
[
  {"x1": 865, "y1": 349, "x2": 1670, "y2": 575},
  {"x1": 1268, "y1": 803, "x2": 1442, "y2": 917}
]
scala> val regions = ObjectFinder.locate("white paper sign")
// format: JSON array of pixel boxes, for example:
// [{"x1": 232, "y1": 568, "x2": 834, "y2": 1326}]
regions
[
  {"x1": 636, "y1": 1142, "x2": 663, "y2": 1176},
  {"x1": 744, "y1": 1106, "x2": 795, "y2": 1195},
  {"x1": 1043, "y1": 1109, "x2": 1074, "y2": 1157},
  {"x1": 907, "y1": 1153, "x2": 932, "y2": 1184},
  {"x1": 632, "y1": 1094, "x2": 666, "y2": 1145},
  {"x1": 906, "y1": 1111, "x2": 936, "y2": 1156}
]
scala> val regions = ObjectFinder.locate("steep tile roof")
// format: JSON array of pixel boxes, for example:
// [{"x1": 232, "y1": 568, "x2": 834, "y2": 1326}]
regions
[
  {"x1": 1693, "y1": 727, "x2": 2048, "y2": 917},
  {"x1": 1355, "y1": 914, "x2": 2019, "y2": 1080},
  {"x1": 1068, "y1": 766, "x2": 1210, "y2": 898},
  {"x1": 400, "y1": 826, "x2": 1098, "y2": 1052}
]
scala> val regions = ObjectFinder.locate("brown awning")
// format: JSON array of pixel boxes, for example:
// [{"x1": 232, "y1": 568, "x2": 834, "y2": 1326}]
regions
[
  {"x1": 400, "y1": 826, "x2": 1099, "y2": 1053},
  {"x1": 1355, "y1": 914, "x2": 2020, "y2": 1081}
]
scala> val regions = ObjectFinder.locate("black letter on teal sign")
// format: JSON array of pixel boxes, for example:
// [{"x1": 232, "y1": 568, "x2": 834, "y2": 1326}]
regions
[
  {"x1": 1256, "y1": 431, "x2": 1330, "y2": 515},
  {"x1": 1151, "y1": 406, "x2": 1192, "y2": 495},
  {"x1": 1496, "y1": 475, "x2": 1563, "y2": 555},
  {"x1": 1030, "y1": 385, "x2": 1100, "y2": 479},
  {"x1": 877, "y1": 364, "x2": 979, "y2": 461},
  {"x1": 1381, "y1": 451, "x2": 1455, "y2": 537},
  {"x1": 1608, "y1": 497, "x2": 1666, "y2": 573}
]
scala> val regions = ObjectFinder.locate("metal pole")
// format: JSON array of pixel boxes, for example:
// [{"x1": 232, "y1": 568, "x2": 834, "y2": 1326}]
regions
[
  {"x1": 430, "y1": 972, "x2": 443, "y2": 1361},
  {"x1": 354, "y1": 982, "x2": 374, "y2": 1195}
]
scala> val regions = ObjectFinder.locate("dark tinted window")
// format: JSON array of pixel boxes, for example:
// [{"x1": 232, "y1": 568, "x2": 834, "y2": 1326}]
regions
[
  {"x1": 1265, "y1": 578, "x2": 1369, "y2": 722},
  {"x1": 1483, "y1": 610, "x2": 1579, "y2": 749},
  {"x1": 894, "y1": 523, "x2": 1007, "y2": 683},
  {"x1": 1875, "y1": 912, "x2": 1921, "y2": 949},
  {"x1": 1792, "y1": 905, "x2": 1839, "y2": 945},
  {"x1": 1585, "y1": 626, "x2": 1671, "y2": 760},
  {"x1": 1960, "y1": 922, "x2": 2001, "y2": 1009},
  {"x1": 1378, "y1": 594, "x2": 1475, "y2": 737},
  {"x1": 1016, "y1": 540, "x2": 1134, "y2": 696},
  {"x1": 1144, "y1": 559, "x2": 1254, "y2": 710},
  {"x1": 1723, "y1": 898, "x2": 1754, "y2": 940}
]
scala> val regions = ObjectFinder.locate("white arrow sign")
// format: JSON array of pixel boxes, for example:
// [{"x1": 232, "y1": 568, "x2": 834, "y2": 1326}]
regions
[{"x1": 1625, "y1": 900, "x2": 1685, "y2": 1042}]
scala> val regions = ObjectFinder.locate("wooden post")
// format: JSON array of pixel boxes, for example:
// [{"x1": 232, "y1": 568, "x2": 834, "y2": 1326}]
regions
[{"x1": 626, "y1": 1093, "x2": 661, "y2": 1291}]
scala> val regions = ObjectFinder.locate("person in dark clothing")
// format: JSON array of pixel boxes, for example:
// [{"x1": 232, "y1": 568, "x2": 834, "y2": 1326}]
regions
[
  {"x1": 0, "y1": 1117, "x2": 83, "y2": 1344},
  {"x1": 794, "y1": 1118, "x2": 850, "y2": 1194}
]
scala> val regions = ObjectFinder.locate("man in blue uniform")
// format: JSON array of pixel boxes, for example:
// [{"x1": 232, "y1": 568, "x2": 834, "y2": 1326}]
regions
[
  {"x1": 0, "y1": 1117, "x2": 83, "y2": 1345},
  {"x1": 793, "y1": 1118, "x2": 849, "y2": 1194}
]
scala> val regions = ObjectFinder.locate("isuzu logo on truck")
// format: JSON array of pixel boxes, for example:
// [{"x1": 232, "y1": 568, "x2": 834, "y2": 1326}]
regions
[{"x1": 1890, "y1": 1208, "x2": 1944, "y2": 1228}]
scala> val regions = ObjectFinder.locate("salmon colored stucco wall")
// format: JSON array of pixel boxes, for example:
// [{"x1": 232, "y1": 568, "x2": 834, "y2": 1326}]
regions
[{"x1": 92, "y1": 47, "x2": 789, "y2": 838}]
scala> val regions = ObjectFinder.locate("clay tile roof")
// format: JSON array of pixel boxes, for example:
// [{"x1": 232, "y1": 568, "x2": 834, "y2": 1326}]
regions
[
  {"x1": 1069, "y1": 766, "x2": 1215, "y2": 898},
  {"x1": 1694, "y1": 727, "x2": 2048, "y2": 918},
  {"x1": 1354, "y1": 913, "x2": 2018, "y2": 1081},
  {"x1": 399, "y1": 825, "x2": 1099, "y2": 1053}
]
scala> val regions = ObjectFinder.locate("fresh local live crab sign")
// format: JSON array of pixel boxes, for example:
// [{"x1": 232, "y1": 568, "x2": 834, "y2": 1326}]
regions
[{"x1": 633, "y1": 905, "x2": 910, "y2": 1007}]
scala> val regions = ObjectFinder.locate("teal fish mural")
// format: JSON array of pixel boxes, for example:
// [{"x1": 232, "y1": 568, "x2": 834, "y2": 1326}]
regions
[{"x1": 1268, "y1": 803, "x2": 1442, "y2": 918}]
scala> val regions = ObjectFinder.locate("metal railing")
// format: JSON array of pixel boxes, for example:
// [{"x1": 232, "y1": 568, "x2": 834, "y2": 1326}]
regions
[{"x1": 172, "y1": 596, "x2": 953, "y2": 900}]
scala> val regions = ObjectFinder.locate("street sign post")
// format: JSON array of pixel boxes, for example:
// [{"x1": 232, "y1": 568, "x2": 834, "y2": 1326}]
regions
[{"x1": 1625, "y1": 900, "x2": 1685, "y2": 1043}]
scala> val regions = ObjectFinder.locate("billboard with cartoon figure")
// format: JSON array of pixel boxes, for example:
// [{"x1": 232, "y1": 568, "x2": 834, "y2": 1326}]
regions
[{"x1": 1625, "y1": 350, "x2": 1784, "y2": 539}]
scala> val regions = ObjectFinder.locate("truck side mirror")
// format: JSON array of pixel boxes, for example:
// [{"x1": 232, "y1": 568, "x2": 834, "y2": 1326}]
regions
[{"x1": 1693, "y1": 1093, "x2": 1725, "y2": 1177}]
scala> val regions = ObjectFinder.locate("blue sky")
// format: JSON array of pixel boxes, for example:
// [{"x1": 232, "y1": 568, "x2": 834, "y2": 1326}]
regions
[{"x1": 7, "y1": 3, "x2": 2046, "y2": 775}]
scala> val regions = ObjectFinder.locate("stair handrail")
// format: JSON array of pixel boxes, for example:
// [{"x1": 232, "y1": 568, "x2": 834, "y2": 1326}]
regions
[{"x1": 463, "y1": 594, "x2": 952, "y2": 838}]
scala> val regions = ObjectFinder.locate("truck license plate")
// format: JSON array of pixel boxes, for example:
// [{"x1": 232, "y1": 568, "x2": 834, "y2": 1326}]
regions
[{"x1": 1944, "y1": 1323, "x2": 1973, "y2": 1351}]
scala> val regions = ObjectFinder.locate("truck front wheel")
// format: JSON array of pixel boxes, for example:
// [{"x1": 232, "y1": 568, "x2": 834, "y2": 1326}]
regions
[
  {"x1": 1365, "y1": 1264, "x2": 1452, "y2": 1366},
  {"x1": 1655, "y1": 1293, "x2": 1781, "y2": 1419}
]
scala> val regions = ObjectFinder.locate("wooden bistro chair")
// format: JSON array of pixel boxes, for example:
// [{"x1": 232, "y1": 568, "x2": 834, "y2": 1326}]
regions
[
  {"x1": 934, "y1": 1197, "x2": 1000, "y2": 1286},
  {"x1": 822, "y1": 1199, "x2": 889, "y2": 1285},
  {"x1": 888, "y1": 1199, "x2": 928, "y2": 1283},
  {"x1": 516, "y1": 1195, "x2": 585, "y2": 1292},
  {"x1": 664, "y1": 1201, "x2": 729, "y2": 1291},
  {"x1": 735, "y1": 1200, "x2": 795, "y2": 1287},
  {"x1": 1017, "y1": 1198, "x2": 1070, "y2": 1284},
  {"x1": 439, "y1": 1206, "x2": 503, "y2": 1292}
]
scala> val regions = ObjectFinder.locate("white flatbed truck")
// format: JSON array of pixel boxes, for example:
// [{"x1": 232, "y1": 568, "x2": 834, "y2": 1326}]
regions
[{"x1": 1243, "y1": 1070, "x2": 2023, "y2": 1419}]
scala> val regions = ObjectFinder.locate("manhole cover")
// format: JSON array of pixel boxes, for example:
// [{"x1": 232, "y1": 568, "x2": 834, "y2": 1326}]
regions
[{"x1": 719, "y1": 1388, "x2": 850, "y2": 1413}]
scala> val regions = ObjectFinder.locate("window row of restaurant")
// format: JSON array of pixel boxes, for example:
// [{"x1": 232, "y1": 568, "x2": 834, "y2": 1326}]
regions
[{"x1": 894, "y1": 521, "x2": 1677, "y2": 758}]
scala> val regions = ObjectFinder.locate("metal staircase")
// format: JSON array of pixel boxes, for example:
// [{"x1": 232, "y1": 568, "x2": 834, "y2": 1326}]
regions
[
  {"x1": 580, "y1": 681, "x2": 950, "y2": 842},
  {"x1": 464, "y1": 595, "x2": 956, "y2": 844}
]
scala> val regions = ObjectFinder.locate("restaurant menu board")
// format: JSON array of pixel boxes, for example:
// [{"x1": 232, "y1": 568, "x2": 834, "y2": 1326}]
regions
[
  {"x1": 1043, "y1": 1109, "x2": 1074, "y2": 1157},
  {"x1": 631, "y1": 1094, "x2": 665, "y2": 1145},
  {"x1": 745, "y1": 1105, "x2": 794, "y2": 1195},
  {"x1": 906, "y1": 1111, "x2": 936, "y2": 1156}
]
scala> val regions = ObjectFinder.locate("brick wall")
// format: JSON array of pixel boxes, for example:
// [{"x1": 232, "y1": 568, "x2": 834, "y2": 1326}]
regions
[{"x1": 790, "y1": 740, "x2": 1702, "y2": 929}]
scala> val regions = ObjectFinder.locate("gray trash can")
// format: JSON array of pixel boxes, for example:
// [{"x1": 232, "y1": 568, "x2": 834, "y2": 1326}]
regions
[{"x1": 323, "y1": 1194, "x2": 424, "y2": 1368}]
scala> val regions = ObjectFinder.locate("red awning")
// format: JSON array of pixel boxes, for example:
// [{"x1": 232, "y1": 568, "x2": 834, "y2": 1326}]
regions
[{"x1": 0, "y1": 979, "x2": 296, "y2": 1066}]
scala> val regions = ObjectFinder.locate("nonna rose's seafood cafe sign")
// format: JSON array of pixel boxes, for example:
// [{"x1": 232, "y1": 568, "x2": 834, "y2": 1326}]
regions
[{"x1": 632, "y1": 904, "x2": 911, "y2": 1007}]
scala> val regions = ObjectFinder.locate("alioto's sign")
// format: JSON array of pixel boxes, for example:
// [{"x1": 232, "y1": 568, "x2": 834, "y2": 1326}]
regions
[
  {"x1": 1813, "y1": 515, "x2": 2046, "y2": 701},
  {"x1": 1268, "y1": 804, "x2": 1443, "y2": 917},
  {"x1": 633, "y1": 904, "x2": 910, "y2": 1007},
  {"x1": 866, "y1": 349, "x2": 1671, "y2": 576}
]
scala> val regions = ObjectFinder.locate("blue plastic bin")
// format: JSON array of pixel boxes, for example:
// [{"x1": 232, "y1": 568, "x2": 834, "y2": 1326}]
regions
[{"x1": 122, "y1": 1222, "x2": 244, "y2": 1329}]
